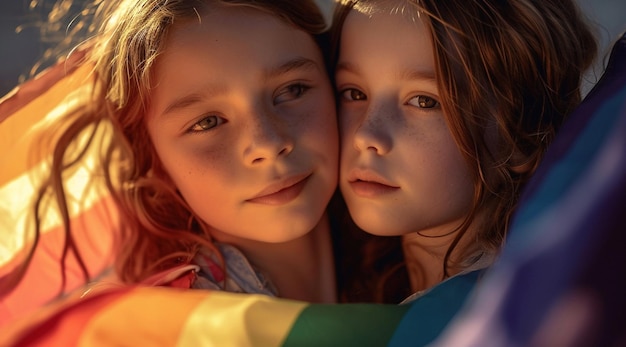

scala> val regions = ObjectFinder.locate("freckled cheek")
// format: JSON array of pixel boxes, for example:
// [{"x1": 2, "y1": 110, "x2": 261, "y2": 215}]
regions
[
  {"x1": 337, "y1": 105, "x2": 353, "y2": 129},
  {"x1": 338, "y1": 111, "x2": 359, "y2": 147},
  {"x1": 300, "y1": 102, "x2": 338, "y2": 140},
  {"x1": 430, "y1": 137, "x2": 466, "y2": 173},
  {"x1": 400, "y1": 124, "x2": 459, "y2": 171},
  {"x1": 164, "y1": 141, "x2": 235, "y2": 182},
  {"x1": 432, "y1": 137, "x2": 474, "y2": 197},
  {"x1": 318, "y1": 112, "x2": 340, "y2": 161}
]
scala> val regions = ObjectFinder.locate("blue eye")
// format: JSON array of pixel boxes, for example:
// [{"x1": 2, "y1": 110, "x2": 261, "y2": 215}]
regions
[
  {"x1": 408, "y1": 95, "x2": 440, "y2": 109},
  {"x1": 340, "y1": 88, "x2": 367, "y2": 101},
  {"x1": 188, "y1": 115, "x2": 225, "y2": 133},
  {"x1": 274, "y1": 83, "x2": 311, "y2": 104}
]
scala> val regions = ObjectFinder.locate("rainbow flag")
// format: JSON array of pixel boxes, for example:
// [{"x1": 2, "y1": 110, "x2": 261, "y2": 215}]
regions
[
  {"x1": 0, "y1": 50, "x2": 481, "y2": 346},
  {"x1": 0, "y1": 272, "x2": 480, "y2": 347},
  {"x1": 2, "y1": 30, "x2": 625, "y2": 347},
  {"x1": 0, "y1": 55, "x2": 117, "y2": 326}
]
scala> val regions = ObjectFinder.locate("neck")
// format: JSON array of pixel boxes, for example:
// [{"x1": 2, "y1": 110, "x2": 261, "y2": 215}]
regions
[
  {"x1": 402, "y1": 233, "x2": 448, "y2": 292},
  {"x1": 401, "y1": 219, "x2": 475, "y2": 293},
  {"x1": 214, "y1": 213, "x2": 337, "y2": 303}
]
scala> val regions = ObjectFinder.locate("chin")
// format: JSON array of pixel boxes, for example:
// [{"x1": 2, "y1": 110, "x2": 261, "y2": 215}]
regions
[
  {"x1": 259, "y1": 217, "x2": 321, "y2": 243},
  {"x1": 352, "y1": 213, "x2": 402, "y2": 237},
  {"x1": 258, "y1": 229, "x2": 312, "y2": 243}
]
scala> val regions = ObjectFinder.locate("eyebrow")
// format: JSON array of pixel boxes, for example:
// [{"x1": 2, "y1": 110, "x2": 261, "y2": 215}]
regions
[
  {"x1": 336, "y1": 61, "x2": 437, "y2": 82},
  {"x1": 335, "y1": 61, "x2": 360, "y2": 76},
  {"x1": 264, "y1": 57, "x2": 320, "y2": 80},
  {"x1": 399, "y1": 68, "x2": 437, "y2": 82},
  {"x1": 160, "y1": 87, "x2": 226, "y2": 118},
  {"x1": 160, "y1": 57, "x2": 320, "y2": 118}
]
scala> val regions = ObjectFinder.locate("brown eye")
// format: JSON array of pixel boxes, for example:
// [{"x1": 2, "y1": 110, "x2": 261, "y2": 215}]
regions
[
  {"x1": 341, "y1": 88, "x2": 367, "y2": 101},
  {"x1": 274, "y1": 83, "x2": 311, "y2": 104},
  {"x1": 408, "y1": 95, "x2": 440, "y2": 109}
]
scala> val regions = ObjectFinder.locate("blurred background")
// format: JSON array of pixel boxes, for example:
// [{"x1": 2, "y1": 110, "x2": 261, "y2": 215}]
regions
[{"x1": 0, "y1": 0, "x2": 624, "y2": 97}]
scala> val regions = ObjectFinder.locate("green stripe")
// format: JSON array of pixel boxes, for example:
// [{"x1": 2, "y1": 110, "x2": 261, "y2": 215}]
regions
[{"x1": 282, "y1": 303, "x2": 410, "y2": 347}]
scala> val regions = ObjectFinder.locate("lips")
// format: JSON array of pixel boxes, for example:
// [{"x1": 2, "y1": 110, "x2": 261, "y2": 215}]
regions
[
  {"x1": 347, "y1": 169, "x2": 399, "y2": 198},
  {"x1": 247, "y1": 174, "x2": 311, "y2": 205}
]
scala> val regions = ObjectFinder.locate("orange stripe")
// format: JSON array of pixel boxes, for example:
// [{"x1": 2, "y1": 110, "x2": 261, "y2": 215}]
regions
[
  {"x1": 79, "y1": 287, "x2": 211, "y2": 346},
  {"x1": 0, "y1": 50, "x2": 87, "y2": 122},
  {"x1": 0, "y1": 62, "x2": 93, "y2": 187}
]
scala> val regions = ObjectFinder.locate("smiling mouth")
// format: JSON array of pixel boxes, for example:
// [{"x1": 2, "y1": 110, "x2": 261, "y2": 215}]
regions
[{"x1": 247, "y1": 174, "x2": 311, "y2": 205}]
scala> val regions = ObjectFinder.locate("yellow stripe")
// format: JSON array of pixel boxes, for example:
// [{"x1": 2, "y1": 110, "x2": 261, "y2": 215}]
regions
[{"x1": 177, "y1": 292, "x2": 307, "y2": 347}]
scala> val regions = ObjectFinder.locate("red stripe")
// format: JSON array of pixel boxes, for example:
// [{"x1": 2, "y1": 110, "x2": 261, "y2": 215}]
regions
[{"x1": 4, "y1": 287, "x2": 134, "y2": 347}]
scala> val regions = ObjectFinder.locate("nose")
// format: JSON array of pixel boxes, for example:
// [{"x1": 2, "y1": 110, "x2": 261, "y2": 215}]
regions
[
  {"x1": 243, "y1": 110, "x2": 294, "y2": 165},
  {"x1": 352, "y1": 103, "x2": 393, "y2": 155}
]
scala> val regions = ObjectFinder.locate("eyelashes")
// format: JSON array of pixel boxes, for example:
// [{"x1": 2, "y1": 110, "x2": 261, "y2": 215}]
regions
[
  {"x1": 338, "y1": 87, "x2": 441, "y2": 110},
  {"x1": 339, "y1": 88, "x2": 367, "y2": 101},
  {"x1": 407, "y1": 95, "x2": 440, "y2": 109},
  {"x1": 187, "y1": 114, "x2": 225, "y2": 133},
  {"x1": 274, "y1": 82, "x2": 312, "y2": 104},
  {"x1": 185, "y1": 82, "x2": 314, "y2": 135}
]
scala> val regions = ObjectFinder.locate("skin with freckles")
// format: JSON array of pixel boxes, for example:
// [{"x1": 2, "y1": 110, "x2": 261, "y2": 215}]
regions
[
  {"x1": 3, "y1": 0, "x2": 341, "y2": 304},
  {"x1": 147, "y1": 6, "x2": 338, "y2": 245},
  {"x1": 335, "y1": 4, "x2": 477, "y2": 293},
  {"x1": 336, "y1": 9, "x2": 474, "y2": 239},
  {"x1": 331, "y1": 0, "x2": 597, "y2": 301}
]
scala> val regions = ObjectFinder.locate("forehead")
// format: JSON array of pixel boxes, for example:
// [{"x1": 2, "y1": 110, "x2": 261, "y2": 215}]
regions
[
  {"x1": 165, "y1": 5, "x2": 299, "y2": 50},
  {"x1": 154, "y1": 4, "x2": 321, "y2": 82},
  {"x1": 341, "y1": 2, "x2": 431, "y2": 53},
  {"x1": 337, "y1": 1, "x2": 435, "y2": 82},
  {"x1": 147, "y1": 5, "x2": 323, "y2": 117},
  {"x1": 155, "y1": 6, "x2": 321, "y2": 74}
]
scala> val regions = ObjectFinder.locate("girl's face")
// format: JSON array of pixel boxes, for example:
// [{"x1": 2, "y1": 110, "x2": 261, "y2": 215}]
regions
[
  {"x1": 146, "y1": 6, "x2": 338, "y2": 243},
  {"x1": 336, "y1": 7, "x2": 474, "y2": 237}
]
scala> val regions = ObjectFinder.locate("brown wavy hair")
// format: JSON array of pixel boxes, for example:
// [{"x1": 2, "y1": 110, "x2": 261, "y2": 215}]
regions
[
  {"x1": 1, "y1": 0, "x2": 329, "y2": 298},
  {"x1": 331, "y1": 0, "x2": 598, "y2": 303}
]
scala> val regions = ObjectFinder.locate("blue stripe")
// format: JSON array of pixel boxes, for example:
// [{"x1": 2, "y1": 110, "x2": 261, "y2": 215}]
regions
[
  {"x1": 388, "y1": 270, "x2": 483, "y2": 346},
  {"x1": 509, "y1": 86, "x2": 626, "y2": 249}
]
